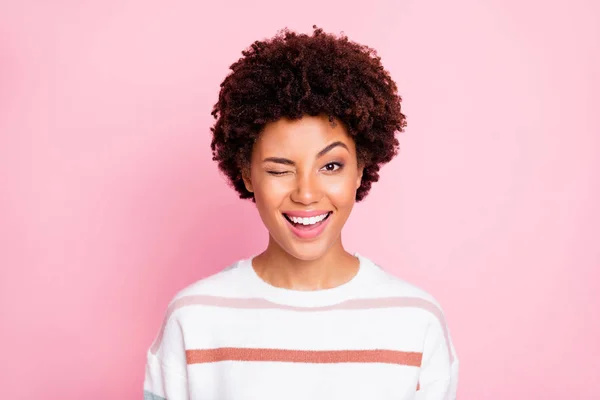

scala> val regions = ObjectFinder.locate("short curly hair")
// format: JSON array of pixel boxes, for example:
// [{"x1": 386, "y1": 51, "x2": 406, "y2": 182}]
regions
[{"x1": 210, "y1": 26, "x2": 406, "y2": 202}]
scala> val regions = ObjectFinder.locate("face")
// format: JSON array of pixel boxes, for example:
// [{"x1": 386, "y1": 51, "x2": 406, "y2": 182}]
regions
[{"x1": 243, "y1": 114, "x2": 363, "y2": 261}]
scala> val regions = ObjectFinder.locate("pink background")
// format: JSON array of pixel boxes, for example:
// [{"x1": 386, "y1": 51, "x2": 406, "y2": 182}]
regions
[{"x1": 0, "y1": 0, "x2": 598, "y2": 398}]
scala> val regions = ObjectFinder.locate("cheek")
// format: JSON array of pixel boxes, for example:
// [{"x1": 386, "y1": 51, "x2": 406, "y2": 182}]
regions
[
  {"x1": 326, "y1": 175, "x2": 359, "y2": 208},
  {"x1": 252, "y1": 176, "x2": 289, "y2": 213}
]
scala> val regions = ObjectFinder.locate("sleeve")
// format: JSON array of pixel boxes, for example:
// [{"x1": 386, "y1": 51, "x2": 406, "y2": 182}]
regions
[
  {"x1": 415, "y1": 316, "x2": 460, "y2": 400},
  {"x1": 143, "y1": 308, "x2": 190, "y2": 400}
]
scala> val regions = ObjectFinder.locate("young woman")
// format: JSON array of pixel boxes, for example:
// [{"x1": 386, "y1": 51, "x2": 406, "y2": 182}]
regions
[{"x1": 144, "y1": 26, "x2": 459, "y2": 400}]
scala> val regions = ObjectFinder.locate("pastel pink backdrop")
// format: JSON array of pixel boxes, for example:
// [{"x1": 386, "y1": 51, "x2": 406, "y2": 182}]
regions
[{"x1": 0, "y1": 0, "x2": 598, "y2": 398}]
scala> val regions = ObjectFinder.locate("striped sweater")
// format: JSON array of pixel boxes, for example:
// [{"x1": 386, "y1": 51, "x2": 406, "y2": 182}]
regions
[{"x1": 144, "y1": 254, "x2": 459, "y2": 399}]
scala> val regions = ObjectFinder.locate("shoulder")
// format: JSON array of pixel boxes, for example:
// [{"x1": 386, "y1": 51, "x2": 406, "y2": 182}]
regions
[
  {"x1": 148, "y1": 258, "x2": 251, "y2": 352},
  {"x1": 358, "y1": 254, "x2": 450, "y2": 325},
  {"x1": 359, "y1": 255, "x2": 460, "y2": 366},
  {"x1": 169, "y1": 258, "x2": 251, "y2": 302}
]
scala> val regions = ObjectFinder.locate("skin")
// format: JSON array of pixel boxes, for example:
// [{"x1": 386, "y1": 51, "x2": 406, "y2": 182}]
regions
[{"x1": 242, "y1": 114, "x2": 364, "y2": 291}]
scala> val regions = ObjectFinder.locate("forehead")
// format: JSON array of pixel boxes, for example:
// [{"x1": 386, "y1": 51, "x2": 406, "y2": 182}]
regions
[{"x1": 255, "y1": 115, "x2": 354, "y2": 155}]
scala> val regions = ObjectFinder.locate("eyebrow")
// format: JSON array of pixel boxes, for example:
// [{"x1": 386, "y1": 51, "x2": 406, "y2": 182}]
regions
[{"x1": 262, "y1": 141, "x2": 349, "y2": 165}]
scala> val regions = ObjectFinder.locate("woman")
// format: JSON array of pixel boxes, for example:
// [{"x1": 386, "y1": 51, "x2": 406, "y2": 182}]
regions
[{"x1": 144, "y1": 26, "x2": 459, "y2": 400}]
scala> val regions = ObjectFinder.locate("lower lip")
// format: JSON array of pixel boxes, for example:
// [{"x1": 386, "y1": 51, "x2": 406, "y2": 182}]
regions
[{"x1": 284, "y1": 213, "x2": 331, "y2": 240}]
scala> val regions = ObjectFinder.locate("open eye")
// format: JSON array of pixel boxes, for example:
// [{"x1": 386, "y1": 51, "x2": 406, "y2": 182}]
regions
[{"x1": 321, "y1": 162, "x2": 343, "y2": 172}]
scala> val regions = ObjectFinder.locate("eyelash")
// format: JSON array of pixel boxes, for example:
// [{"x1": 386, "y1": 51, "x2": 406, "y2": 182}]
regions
[
  {"x1": 267, "y1": 162, "x2": 344, "y2": 176},
  {"x1": 321, "y1": 162, "x2": 344, "y2": 172}
]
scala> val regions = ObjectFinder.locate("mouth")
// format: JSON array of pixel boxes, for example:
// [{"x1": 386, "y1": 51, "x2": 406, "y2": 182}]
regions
[{"x1": 282, "y1": 211, "x2": 332, "y2": 239}]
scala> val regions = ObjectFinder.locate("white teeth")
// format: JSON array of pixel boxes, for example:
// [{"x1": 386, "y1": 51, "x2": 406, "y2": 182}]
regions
[{"x1": 288, "y1": 213, "x2": 329, "y2": 225}]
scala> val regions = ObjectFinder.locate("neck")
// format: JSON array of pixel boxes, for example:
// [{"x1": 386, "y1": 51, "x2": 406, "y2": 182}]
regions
[{"x1": 252, "y1": 236, "x2": 359, "y2": 291}]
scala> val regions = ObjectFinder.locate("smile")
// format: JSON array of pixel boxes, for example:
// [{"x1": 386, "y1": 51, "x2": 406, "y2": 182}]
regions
[
  {"x1": 284, "y1": 212, "x2": 330, "y2": 226},
  {"x1": 282, "y1": 211, "x2": 332, "y2": 239}
]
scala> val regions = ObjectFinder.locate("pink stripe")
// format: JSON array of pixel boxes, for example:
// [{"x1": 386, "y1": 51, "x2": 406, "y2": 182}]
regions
[
  {"x1": 186, "y1": 348, "x2": 423, "y2": 366},
  {"x1": 150, "y1": 295, "x2": 454, "y2": 363}
]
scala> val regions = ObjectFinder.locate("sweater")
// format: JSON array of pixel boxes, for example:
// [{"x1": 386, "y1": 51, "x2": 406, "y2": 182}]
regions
[{"x1": 143, "y1": 254, "x2": 459, "y2": 399}]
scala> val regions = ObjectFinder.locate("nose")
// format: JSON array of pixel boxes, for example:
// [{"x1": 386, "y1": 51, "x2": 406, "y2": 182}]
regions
[{"x1": 290, "y1": 171, "x2": 322, "y2": 205}]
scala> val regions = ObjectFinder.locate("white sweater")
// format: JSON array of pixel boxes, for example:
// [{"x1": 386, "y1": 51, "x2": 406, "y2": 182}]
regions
[{"x1": 144, "y1": 254, "x2": 459, "y2": 400}]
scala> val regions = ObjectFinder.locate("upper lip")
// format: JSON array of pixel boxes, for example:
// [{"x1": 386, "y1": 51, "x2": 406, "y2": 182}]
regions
[{"x1": 282, "y1": 210, "x2": 332, "y2": 218}]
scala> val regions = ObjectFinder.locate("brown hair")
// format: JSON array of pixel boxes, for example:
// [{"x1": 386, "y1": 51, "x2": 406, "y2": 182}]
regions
[{"x1": 210, "y1": 26, "x2": 406, "y2": 201}]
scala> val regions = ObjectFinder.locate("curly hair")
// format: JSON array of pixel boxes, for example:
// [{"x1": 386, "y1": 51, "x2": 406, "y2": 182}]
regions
[{"x1": 210, "y1": 26, "x2": 406, "y2": 202}]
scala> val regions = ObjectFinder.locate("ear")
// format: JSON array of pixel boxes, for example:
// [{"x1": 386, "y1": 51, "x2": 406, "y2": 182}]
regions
[
  {"x1": 242, "y1": 167, "x2": 253, "y2": 193},
  {"x1": 356, "y1": 165, "x2": 364, "y2": 190}
]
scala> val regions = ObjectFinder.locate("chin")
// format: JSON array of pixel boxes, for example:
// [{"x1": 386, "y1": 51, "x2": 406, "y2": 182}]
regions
[{"x1": 279, "y1": 239, "x2": 336, "y2": 262}]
